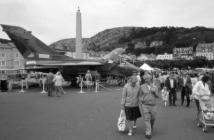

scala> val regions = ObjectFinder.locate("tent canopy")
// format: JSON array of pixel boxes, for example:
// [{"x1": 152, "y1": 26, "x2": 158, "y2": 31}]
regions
[{"x1": 140, "y1": 63, "x2": 154, "y2": 71}]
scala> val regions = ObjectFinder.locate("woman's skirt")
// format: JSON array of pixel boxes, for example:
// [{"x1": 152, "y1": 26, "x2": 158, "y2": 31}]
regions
[{"x1": 124, "y1": 106, "x2": 141, "y2": 121}]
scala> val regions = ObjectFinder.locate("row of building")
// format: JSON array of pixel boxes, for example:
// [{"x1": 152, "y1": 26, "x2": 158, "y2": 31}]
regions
[{"x1": 138, "y1": 42, "x2": 214, "y2": 61}]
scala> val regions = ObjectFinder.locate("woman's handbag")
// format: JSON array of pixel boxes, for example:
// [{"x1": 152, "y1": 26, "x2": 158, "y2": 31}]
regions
[{"x1": 117, "y1": 109, "x2": 126, "y2": 132}]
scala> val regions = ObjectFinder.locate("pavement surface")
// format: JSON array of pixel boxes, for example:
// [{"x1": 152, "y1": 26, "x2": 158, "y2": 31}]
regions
[{"x1": 0, "y1": 87, "x2": 214, "y2": 140}]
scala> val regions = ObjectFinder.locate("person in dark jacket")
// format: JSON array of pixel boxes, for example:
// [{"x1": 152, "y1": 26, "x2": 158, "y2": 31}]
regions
[
  {"x1": 165, "y1": 73, "x2": 177, "y2": 106},
  {"x1": 180, "y1": 73, "x2": 192, "y2": 107},
  {"x1": 46, "y1": 71, "x2": 54, "y2": 96}
]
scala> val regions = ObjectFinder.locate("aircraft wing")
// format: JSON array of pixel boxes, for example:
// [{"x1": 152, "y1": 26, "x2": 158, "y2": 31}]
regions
[
  {"x1": 25, "y1": 60, "x2": 102, "y2": 66},
  {"x1": 101, "y1": 48, "x2": 125, "y2": 62},
  {"x1": 43, "y1": 61, "x2": 102, "y2": 66},
  {"x1": 118, "y1": 61, "x2": 139, "y2": 71}
]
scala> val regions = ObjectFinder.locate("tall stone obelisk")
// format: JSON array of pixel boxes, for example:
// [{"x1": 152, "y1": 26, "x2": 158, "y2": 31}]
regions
[{"x1": 75, "y1": 7, "x2": 82, "y2": 57}]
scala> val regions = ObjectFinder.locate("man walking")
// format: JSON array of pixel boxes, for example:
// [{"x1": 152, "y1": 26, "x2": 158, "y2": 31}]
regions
[
  {"x1": 165, "y1": 73, "x2": 177, "y2": 106},
  {"x1": 181, "y1": 73, "x2": 192, "y2": 107},
  {"x1": 139, "y1": 73, "x2": 159, "y2": 139}
]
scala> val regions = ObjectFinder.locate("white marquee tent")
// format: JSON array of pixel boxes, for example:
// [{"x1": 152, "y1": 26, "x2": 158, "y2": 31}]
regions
[{"x1": 140, "y1": 63, "x2": 154, "y2": 71}]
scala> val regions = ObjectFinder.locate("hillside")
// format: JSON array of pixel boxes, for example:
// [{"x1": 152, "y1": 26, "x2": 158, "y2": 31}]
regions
[
  {"x1": 50, "y1": 26, "x2": 214, "y2": 56},
  {"x1": 49, "y1": 27, "x2": 133, "y2": 52}
]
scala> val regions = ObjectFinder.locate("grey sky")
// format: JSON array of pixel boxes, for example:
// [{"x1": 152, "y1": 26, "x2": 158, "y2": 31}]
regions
[{"x1": 0, "y1": 0, "x2": 214, "y2": 44}]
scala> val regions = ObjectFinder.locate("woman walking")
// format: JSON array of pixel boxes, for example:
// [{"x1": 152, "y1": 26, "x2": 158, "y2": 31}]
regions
[
  {"x1": 53, "y1": 72, "x2": 65, "y2": 97},
  {"x1": 192, "y1": 75, "x2": 211, "y2": 126},
  {"x1": 121, "y1": 76, "x2": 141, "y2": 136}
]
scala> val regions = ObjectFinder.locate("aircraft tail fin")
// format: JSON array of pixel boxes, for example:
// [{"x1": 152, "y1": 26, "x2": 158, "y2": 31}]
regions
[{"x1": 1, "y1": 24, "x2": 58, "y2": 60}]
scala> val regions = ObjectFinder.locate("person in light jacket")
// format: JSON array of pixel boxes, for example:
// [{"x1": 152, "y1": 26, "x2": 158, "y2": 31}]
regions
[
  {"x1": 139, "y1": 73, "x2": 159, "y2": 139},
  {"x1": 121, "y1": 75, "x2": 141, "y2": 136},
  {"x1": 192, "y1": 75, "x2": 211, "y2": 126},
  {"x1": 53, "y1": 72, "x2": 65, "y2": 97}
]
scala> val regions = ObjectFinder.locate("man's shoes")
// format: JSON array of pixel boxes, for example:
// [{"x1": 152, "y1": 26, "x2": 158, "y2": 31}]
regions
[{"x1": 145, "y1": 134, "x2": 151, "y2": 139}]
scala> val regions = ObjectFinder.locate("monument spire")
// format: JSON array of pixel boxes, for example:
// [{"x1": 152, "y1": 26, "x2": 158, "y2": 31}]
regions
[{"x1": 75, "y1": 6, "x2": 82, "y2": 56}]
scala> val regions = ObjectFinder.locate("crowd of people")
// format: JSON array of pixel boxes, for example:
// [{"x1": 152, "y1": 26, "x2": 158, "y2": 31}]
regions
[
  {"x1": 158, "y1": 71, "x2": 212, "y2": 107},
  {"x1": 120, "y1": 70, "x2": 214, "y2": 138}
]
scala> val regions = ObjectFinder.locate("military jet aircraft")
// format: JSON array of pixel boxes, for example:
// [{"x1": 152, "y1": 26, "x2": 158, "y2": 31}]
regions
[{"x1": 1, "y1": 24, "x2": 139, "y2": 81}]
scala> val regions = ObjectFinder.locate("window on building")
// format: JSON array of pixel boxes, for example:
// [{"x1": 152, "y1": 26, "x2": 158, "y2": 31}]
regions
[
  {"x1": 16, "y1": 53, "x2": 19, "y2": 57},
  {"x1": 15, "y1": 61, "x2": 20, "y2": 66},
  {"x1": 2, "y1": 61, "x2": 6, "y2": 66},
  {"x1": 2, "y1": 53, "x2": 5, "y2": 57},
  {"x1": 1, "y1": 70, "x2": 6, "y2": 74}
]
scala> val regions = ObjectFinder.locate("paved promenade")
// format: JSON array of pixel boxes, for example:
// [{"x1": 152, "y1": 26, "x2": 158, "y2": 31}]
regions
[{"x1": 0, "y1": 87, "x2": 214, "y2": 140}]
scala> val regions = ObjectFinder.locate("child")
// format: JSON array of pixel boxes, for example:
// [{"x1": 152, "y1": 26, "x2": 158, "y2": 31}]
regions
[
  {"x1": 200, "y1": 100, "x2": 214, "y2": 120},
  {"x1": 161, "y1": 86, "x2": 169, "y2": 107}
]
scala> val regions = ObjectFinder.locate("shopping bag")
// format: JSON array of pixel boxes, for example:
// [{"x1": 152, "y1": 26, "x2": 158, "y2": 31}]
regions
[{"x1": 117, "y1": 109, "x2": 126, "y2": 132}]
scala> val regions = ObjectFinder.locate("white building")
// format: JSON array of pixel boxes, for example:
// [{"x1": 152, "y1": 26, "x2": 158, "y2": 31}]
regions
[
  {"x1": 196, "y1": 52, "x2": 214, "y2": 60},
  {"x1": 150, "y1": 41, "x2": 163, "y2": 47},
  {"x1": 156, "y1": 53, "x2": 173, "y2": 60},
  {"x1": 196, "y1": 43, "x2": 214, "y2": 60},
  {"x1": 0, "y1": 41, "x2": 25, "y2": 75}
]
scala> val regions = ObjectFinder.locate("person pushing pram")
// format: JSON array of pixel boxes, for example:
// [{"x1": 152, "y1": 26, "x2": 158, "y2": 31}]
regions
[{"x1": 192, "y1": 75, "x2": 214, "y2": 132}]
